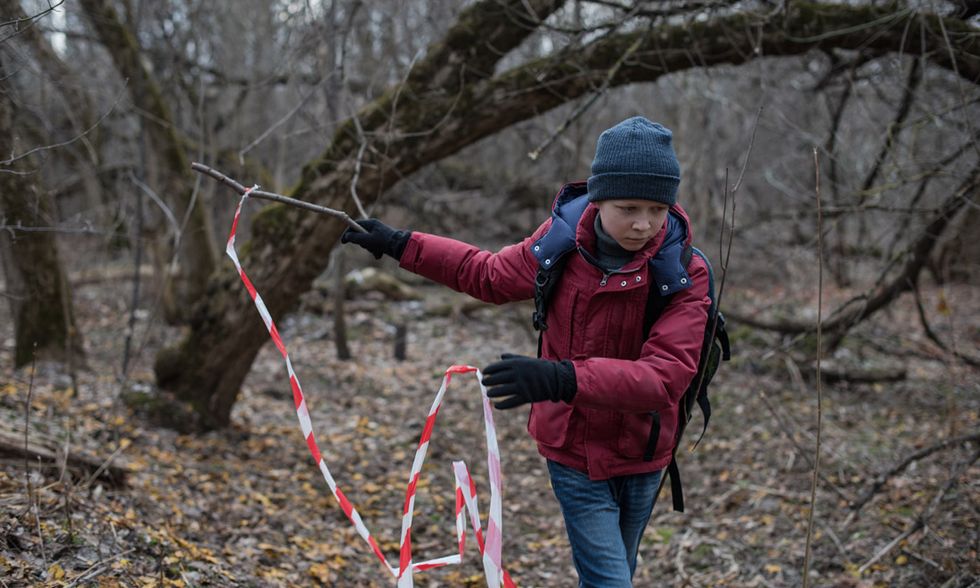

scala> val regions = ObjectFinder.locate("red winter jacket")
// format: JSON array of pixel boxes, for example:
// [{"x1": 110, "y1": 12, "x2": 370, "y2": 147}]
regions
[{"x1": 399, "y1": 187, "x2": 711, "y2": 480}]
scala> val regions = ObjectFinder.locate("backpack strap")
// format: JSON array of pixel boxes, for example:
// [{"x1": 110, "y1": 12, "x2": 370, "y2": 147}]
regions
[
  {"x1": 533, "y1": 253, "x2": 572, "y2": 357},
  {"x1": 667, "y1": 458, "x2": 684, "y2": 512},
  {"x1": 530, "y1": 187, "x2": 590, "y2": 356},
  {"x1": 641, "y1": 244, "x2": 693, "y2": 462}
]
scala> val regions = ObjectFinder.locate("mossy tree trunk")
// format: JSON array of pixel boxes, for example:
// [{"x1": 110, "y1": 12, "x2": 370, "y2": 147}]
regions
[
  {"x1": 79, "y1": 0, "x2": 218, "y2": 324},
  {"x1": 0, "y1": 61, "x2": 84, "y2": 369},
  {"x1": 153, "y1": 0, "x2": 980, "y2": 429}
]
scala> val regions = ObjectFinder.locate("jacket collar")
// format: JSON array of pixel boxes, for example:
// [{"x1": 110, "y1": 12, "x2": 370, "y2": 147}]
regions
[{"x1": 533, "y1": 182, "x2": 695, "y2": 296}]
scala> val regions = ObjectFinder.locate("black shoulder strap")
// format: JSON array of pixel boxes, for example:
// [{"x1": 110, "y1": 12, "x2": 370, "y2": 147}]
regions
[{"x1": 533, "y1": 253, "x2": 572, "y2": 357}]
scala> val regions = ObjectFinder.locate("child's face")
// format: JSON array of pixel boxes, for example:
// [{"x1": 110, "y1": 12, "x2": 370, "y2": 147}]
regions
[{"x1": 595, "y1": 199, "x2": 670, "y2": 251}]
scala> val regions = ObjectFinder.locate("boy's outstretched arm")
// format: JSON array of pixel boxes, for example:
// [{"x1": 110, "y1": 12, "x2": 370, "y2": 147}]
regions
[{"x1": 341, "y1": 218, "x2": 551, "y2": 305}]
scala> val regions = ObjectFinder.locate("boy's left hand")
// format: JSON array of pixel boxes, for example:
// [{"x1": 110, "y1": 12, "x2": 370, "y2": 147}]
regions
[{"x1": 481, "y1": 354, "x2": 576, "y2": 409}]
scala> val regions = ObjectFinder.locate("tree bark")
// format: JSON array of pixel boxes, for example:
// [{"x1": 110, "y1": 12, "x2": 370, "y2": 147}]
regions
[
  {"x1": 153, "y1": 0, "x2": 980, "y2": 429},
  {"x1": 78, "y1": 0, "x2": 218, "y2": 323},
  {"x1": 0, "y1": 59, "x2": 85, "y2": 369}
]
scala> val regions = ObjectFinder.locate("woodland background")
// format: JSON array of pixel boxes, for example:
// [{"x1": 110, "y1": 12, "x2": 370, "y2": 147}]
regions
[{"x1": 1, "y1": 0, "x2": 978, "y2": 586}]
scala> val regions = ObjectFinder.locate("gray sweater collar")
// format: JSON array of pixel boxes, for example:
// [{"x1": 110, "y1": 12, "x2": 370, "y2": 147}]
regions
[{"x1": 593, "y1": 216, "x2": 634, "y2": 272}]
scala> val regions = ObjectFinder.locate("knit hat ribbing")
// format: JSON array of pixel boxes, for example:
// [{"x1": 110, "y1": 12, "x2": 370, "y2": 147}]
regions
[{"x1": 587, "y1": 116, "x2": 681, "y2": 205}]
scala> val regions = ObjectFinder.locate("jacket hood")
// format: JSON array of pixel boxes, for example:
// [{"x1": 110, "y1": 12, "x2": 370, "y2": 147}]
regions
[{"x1": 531, "y1": 182, "x2": 695, "y2": 296}]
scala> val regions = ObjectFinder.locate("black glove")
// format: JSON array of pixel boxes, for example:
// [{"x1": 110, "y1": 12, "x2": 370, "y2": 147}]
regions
[
  {"x1": 482, "y1": 353, "x2": 577, "y2": 410},
  {"x1": 340, "y1": 218, "x2": 411, "y2": 260}
]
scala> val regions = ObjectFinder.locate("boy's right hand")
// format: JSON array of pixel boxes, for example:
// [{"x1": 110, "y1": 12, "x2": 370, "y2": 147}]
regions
[{"x1": 340, "y1": 219, "x2": 411, "y2": 260}]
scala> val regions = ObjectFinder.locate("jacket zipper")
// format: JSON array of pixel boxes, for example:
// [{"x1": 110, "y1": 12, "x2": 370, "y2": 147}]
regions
[
  {"x1": 577, "y1": 246, "x2": 641, "y2": 287},
  {"x1": 599, "y1": 267, "x2": 633, "y2": 287}
]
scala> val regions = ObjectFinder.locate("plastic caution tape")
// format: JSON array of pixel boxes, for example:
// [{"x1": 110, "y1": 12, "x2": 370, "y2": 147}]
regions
[{"x1": 225, "y1": 189, "x2": 516, "y2": 587}]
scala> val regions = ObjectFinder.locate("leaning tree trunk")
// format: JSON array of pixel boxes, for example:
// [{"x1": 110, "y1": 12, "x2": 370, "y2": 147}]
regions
[
  {"x1": 0, "y1": 65, "x2": 84, "y2": 369},
  {"x1": 153, "y1": 0, "x2": 980, "y2": 429},
  {"x1": 79, "y1": 0, "x2": 218, "y2": 324}
]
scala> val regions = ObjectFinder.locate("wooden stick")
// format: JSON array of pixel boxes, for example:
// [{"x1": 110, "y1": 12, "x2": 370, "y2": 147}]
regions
[
  {"x1": 190, "y1": 162, "x2": 367, "y2": 232},
  {"x1": 802, "y1": 147, "x2": 824, "y2": 588}
]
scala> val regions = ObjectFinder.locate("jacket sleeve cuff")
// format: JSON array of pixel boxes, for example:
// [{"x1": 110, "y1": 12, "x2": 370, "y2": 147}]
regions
[
  {"x1": 557, "y1": 359, "x2": 577, "y2": 403},
  {"x1": 389, "y1": 230, "x2": 412, "y2": 260}
]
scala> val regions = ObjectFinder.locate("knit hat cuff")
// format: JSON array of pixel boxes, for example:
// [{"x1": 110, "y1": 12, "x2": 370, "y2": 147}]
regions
[{"x1": 587, "y1": 172, "x2": 679, "y2": 205}]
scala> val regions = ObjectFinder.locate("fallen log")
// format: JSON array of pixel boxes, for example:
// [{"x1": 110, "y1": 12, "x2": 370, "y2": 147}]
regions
[
  {"x1": 817, "y1": 360, "x2": 907, "y2": 384},
  {"x1": 0, "y1": 426, "x2": 128, "y2": 487}
]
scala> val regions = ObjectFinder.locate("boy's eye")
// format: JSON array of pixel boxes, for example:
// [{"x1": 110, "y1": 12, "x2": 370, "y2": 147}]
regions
[{"x1": 619, "y1": 207, "x2": 635, "y2": 214}]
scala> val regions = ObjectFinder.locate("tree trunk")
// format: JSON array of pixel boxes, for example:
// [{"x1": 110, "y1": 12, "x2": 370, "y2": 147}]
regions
[
  {"x1": 79, "y1": 0, "x2": 218, "y2": 323},
  {"x1": 0, "y1": 0, "x2": 106, "y2": 217},
  {"x1": 0, "y1": 64, "x2": 84, "y2": 368},
  {"x1": 153, "y1": 0, "x2": 980, "y2": 429}
]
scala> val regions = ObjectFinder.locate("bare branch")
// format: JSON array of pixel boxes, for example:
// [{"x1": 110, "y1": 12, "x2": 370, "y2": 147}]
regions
[
  {"x1": 0, "y1": 0, "x2": 65, "y2": 43},
  {"x1": 726, "y1": 166, "x2": 980, "y2": 347},
  {"x1": 190, "y1": 163, "x2": 366, "y2": 232},
  {"x1": 848, "y1": 431, "x2": 980, "y2": 517},
  {"x1": 528, "y1": 17, "x2": 647, "y2": 161},
  {"x1": 0, "y1": 90, "x2": 121, "y2": 166},
  {"x1": 238, "y1": 86, "x2": 320, "y2": 166},
  {"x1": 857, "y1": 446, "x2": 980, "y2": 574}
]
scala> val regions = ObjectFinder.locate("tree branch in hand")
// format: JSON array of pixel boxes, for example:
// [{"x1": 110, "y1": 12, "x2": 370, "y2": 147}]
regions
[{"x1": 190, "y1": 162, "x2": 367, "y2": 232}]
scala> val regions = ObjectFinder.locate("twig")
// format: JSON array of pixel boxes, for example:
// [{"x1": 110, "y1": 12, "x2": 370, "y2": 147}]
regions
[
  {"x1": 0, "y1": 0, "x2": 65, "y2": 32},
  {"x1": 65, "y1": 549, "x2": 135, "y2": 588},
  {"x1": 857, "y1": 446, "x2": 980, "y2": 574},
  {"x1": 528, "y1": 34, "x2": 645, "y2": 161},
  {"x1": 81, "y1": 442, "x2": 128, "y2": 489},
  {"x1": 714, "y1": 104, "x2": 762, "y2": 306},
  {"x1": 802, "y1": 147, "x2": 824, "y2": 588},
  {"x1": 348, "y1": 115, "x2": 370, "y2": 219},
  {"x1": 847, "y1": 431, "x2": 980, "y2": 518},
  {"x1": 685, "y1": 105, "x2": 761, "y2": 450},
  {"x1": 23, "y1": 342, "x2": 36, "y2": 492},
  {"x1": 238, "y1": 85, "x2": 319, "y2": 165},
  {"x1": 190, "y1": 162, "x2": 366, "y2": 232},
  {"x1": 729, "y1": 105, "x2": 763, "y2": 197},
  {"x1": 24, "y1": 343, "x2": 46, "y2": 564},
  {"x1": 129, "y1": 172, "x2": 180, "y2": 239},
  {"x1": 0, "y1": 86, "x2": 121, "y2": 165}
]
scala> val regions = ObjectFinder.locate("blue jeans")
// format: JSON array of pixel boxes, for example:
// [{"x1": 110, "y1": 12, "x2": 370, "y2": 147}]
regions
[{"x1": 547, "y1": 460, "x2": 663, "y2": 588}]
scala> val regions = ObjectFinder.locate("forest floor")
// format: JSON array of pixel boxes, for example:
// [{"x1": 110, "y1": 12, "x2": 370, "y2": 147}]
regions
[{"x1": 1, "y1": 272, "x2": 978, "y2": 587}]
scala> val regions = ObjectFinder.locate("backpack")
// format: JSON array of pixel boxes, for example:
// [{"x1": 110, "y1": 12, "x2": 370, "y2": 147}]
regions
[{"x1": 530, "y1": 187, "x2": 731, "y2": 512}]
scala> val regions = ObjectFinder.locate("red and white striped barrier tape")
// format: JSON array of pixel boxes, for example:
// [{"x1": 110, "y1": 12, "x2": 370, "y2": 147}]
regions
[{"x1": 226, "y1": 189, "x2": 516, "y2": 587}]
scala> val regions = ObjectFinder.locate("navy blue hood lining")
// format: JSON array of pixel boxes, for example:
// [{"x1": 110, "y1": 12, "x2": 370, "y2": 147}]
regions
[
  {"x1": 649, "y1": 210, "x2": 691, "y2": 296},
  {"x1": 531, "y1": 184, "x2": 693, "y2": 295}
]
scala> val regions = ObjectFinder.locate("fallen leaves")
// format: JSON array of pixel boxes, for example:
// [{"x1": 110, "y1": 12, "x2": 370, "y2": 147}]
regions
[{"x1": 1, "y1": 281, "x2": 978, "y2": 587}]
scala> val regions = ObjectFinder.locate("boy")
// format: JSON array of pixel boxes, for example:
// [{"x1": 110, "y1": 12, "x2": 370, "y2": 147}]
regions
[{"x1": 342, "y1": 116, "x2": 711, "y2": 587}]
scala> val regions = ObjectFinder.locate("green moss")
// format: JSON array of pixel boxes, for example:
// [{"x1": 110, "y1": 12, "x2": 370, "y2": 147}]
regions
[
  {"x1": 241, "y1": 202, "x2": 298, "y2": 259},
  {"x1": 120, "y1": 387, "x2": 202, "y2": 434}
]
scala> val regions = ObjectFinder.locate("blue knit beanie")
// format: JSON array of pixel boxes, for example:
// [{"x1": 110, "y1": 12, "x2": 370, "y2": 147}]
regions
[{"x1": 587, "y1": 116, "x2": 681, "y2": 205}]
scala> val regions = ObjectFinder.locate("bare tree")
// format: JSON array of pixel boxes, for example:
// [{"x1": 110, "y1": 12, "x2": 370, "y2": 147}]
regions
[
  {"x1": 78, "y1": 0, "x2": 219, "y2": 323},
  {"x1": 0, "y1": 55, "x2": 84, "y2": 369},
  {"x1": 149, "y1": 0, "x2": 980, "y2": 428}
]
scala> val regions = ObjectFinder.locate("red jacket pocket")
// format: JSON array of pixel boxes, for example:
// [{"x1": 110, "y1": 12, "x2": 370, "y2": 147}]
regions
[{"x1": 528, "y1": 402, "x2": 574, "y2": 448}]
